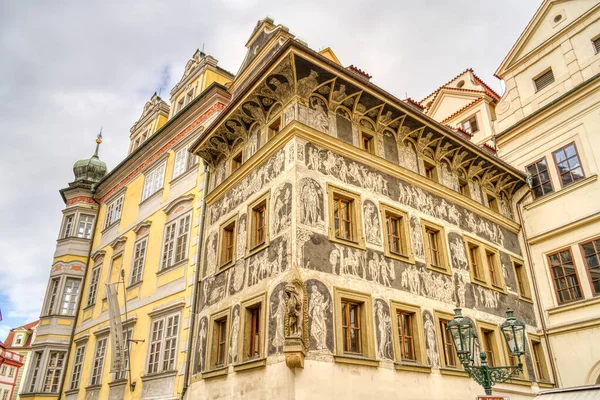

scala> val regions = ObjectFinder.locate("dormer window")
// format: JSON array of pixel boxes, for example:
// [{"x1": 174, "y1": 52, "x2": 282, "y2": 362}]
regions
[
  {"x1": 461, "y1": 115, "x2": 479, "y2": 134},
  {"x1": 534, "y1": 69, "x2": 555, "y2": 92},
  {"x1": 15, "y1": 334, "x2": 24, "y2": 346}
]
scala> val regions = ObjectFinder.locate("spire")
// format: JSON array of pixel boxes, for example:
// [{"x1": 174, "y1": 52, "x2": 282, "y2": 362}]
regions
[{"x1": 94, "y1": 128, "x2": 103, "y2": 157}]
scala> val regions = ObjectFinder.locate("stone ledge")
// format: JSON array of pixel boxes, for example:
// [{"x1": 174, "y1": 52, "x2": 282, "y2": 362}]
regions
[
  {"x1": 333, "y1": 354, "x2": 379, "y2": 368},
  {"x1": 201, "y1": 366, "x2": 229, "y2": 379},
  {"x1": 233, "y1": 357, "x2": 267, "y2": 372},
  {"x1": 439, "y1": 367, "x2": 469, "y2": 377},
  {"x1": 394, "y1": 362, "x2": 432, "y2": 374}
]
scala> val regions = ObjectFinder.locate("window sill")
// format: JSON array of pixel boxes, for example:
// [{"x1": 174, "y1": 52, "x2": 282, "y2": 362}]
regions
[
  {"x1": 547, "y1": 295, "x2": 600, "y2": 315},
  {"x1": 439, "y1": 367, "x2": 468, "y2": 377},
  {"x1": 156, "y1": 259, "x2": 187, "y2": 276},
  {"x1": 524, "y1": 174, "x2": 597, "y2": 211},
  {"x1": 83, "y1": 303, "x2": 95, "y2": 311},
  {"x1": 141, "y1": 370, "x2": 177, "y2": 382},
  {"x1": 517, "y1": 295, "x2": 534, "y2": 304},
  {"x1": 201, "y1": 366, "x2": 229, "y2": 379},
  {"x1": 139, "y1": 188, "x2": 163, "y2": 207},
  {"x1": 170, "y1": 167, "x2": 197, "y2": 186},
  {"x1": 246, "y1": 241, "x2": 270, "y2": 258},
  {"x1": 108, "y1": 379, "x2": 127, "y2": 388},
  {"x1": 506, "y1": 377, "x2": 533, "y2": 387},
  {"x1": 19, "y1": 393, "x2": 60, "y2": 398},
  {"x1": 84, "y1": 384, "x2": 102, "y2": 391},
  {"x1": 328, "y1": 235, "x2": 366, "y2": 251},
  {"x1": 385, "y1": 251, "x2": 415, "y2": 265},
  {"x1": 218, "y1": 260, "x2": 235, "y2": 273},
  {"x1": 426, "y1": 264, "x2": 452, "y2": 276},
  {"x1": 233, "y1": 357, "x2": 267, "y2": 372},
  {"x1": 126, "y1": 280, "x2": 143, "y2": 290},
  {"x1": 334, "y1": 354, "x2": 379, "y2": 368},
  {"x1": 394, "y1": 362, "x2": 431, "y2": 374},
  {"x1": 101, "y1": 220, "x2": 121, "y2": 234},
  {"x1": 64, "y1": 389, "x2": 80, "y2": 395},
  {"x1": 537, "y1": 381, "x2": 555, "y2": 388}
]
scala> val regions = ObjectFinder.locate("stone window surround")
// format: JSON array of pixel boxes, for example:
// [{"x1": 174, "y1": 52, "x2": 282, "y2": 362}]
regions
[
  {"x1": 359, "y1": 125, "x2": 377, "y2": 156},
  {"x1": 460, "y1": 112, "x2": 480, "y2": 134},
  {"x1": 144, "y1": 309, "x2": 182, "y2": 376},
  {"x1": 217, "y1": 213, "x2": 238, "y2": 270},
  {"x1": 546, "y1": 246, "x2": 585, "y2": 305},
  {"x1": 326, "y1": 183, "x2": 366, "y2": 250},
  {"x1": 433, "y1": 309, "x2": 467, "y2": 376},
  {"x1": 43, "y1": 270, "x2": 83, "y2": 317},
  {"x1": 237, "y1": 292, "x2": 268, "y2": 364},
  {"x1": 419, "y1": 154, "x2": 439, "y2": 183},
  {"x1": 171, "y1": 138, "x2": 200, "y2": 182},
  {"x1": 389, "y1": 300, "x2": 430, "y2": 373},
  {"x1": 58, "y1": 207, "x2": 96, "y2": 241},
  {"x1": 159, "y1": 194, "x2": 194, "y2": 273},
  {"x1": 87, "y1": 335, "x2": 108, "y2": 387},
  {"x1": 102, "y1": 188, "x2": 126, "y2": 232},
  {"x1": 529, "y1": 334, "x2": 553, "y2": 384},
  {"x1": 420, "y1": 219, "x2": 451, "y2": 276},
  {"x1": 579, "y1": 235, "x2": 600, "y2": 296},
  {"x1": 476, "y1": 319, "x2": 506, "y2": 368},
  {"x1": 463, "y1": 234, "x2": 507, "y2": 293},
  {"x1": 205, "y1": 307, "x2": 231, "y2": 373},
  {"x1": 229, "y1": 148, "x2": 245, "y2": 177},
  {"x1": 85, "y1": 264, "x2": 102, "y2": 309},
  {"x1": 511, "y1": 255, "x2": 533, "y2": 302},
  {"x1": 379, "y1": 203, "x2": 414, "y2": 264},
  {"x1": 246, "y1": 190, "x2": 271, "y2": 257},
  {"x1": 140, "y1": 157, "x2": 168, "y2": 203},
  {"x1": 68, "y1": 343, "x2": 87, "y2": 391},
  {"x1": 23, "y1": 346, "x2": 68, "y2": 394},
  {"x1": 332, "y1": 287, "x2": 377, "y2": 366}
]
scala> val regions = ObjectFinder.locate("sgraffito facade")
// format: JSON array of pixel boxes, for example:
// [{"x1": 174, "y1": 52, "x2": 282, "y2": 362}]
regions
[{"x1": 187, "y1": 18, "x2": 548, "y2": 400}]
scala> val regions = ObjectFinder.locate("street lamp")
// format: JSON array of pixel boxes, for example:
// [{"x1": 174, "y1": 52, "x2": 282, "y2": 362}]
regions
[{"x1": 447, "y1": 307, "x2": 525, "y2": 396}]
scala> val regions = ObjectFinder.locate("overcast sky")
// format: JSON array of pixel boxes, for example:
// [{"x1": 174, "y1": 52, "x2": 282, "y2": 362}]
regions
[{"x1": 0, "y1": 0, "x2": 540, "y2": 339}]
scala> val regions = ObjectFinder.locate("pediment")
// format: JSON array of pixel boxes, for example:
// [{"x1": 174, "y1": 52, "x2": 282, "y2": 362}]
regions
[{"x1": 427, "y1": 89, "x2": 485, "y2": 121}]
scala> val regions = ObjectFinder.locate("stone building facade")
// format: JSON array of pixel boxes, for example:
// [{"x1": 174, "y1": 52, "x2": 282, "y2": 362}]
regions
[{"x1": 186, "y1": 18, "x2": 549, "y2": 400}]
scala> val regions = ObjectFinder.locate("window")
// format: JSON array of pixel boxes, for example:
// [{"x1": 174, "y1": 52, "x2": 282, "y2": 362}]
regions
[
  {"x1": 62, "y1": 214, "x2": 75, "y2": 238},
  {"x1": 531, "y1": 338, "x2": 550, "y2": 382},
  {"x1": 334, "y1": 196, "x2": 354, "y2": 241},
  {"x1": 231, "y1": 151, "x2": 243, "y2": 173},
  {"x1": 8, "y1": 367, "x2": 14, "y2": 377},
  {"x1": 161, "y1": 213, "x2": 191, "y2": 270},
  {"x1": 42, "y1": 351, "x2": 66, "y2": 392},
  {"x1": 480, "y1": 328, "x2": 499, "y2": 367},
  {"x1": 86, "y1": 267, "x2": 101, "y2": 307},
  {"x1": 512, "y1": 258, "x2": 532, "y2": 300},
  {"x1": 439, "y1": 317, "x2": 458, "y2": 368},
  {"x1": 548, "y1": 248, "x2": 583, "y2": 304},
  {"x1": 593, "y1": 36, "x2": 600, "y2": 53},
  {"x1": 268, "y1": 117, "x2": 281, "y2": 140},
  {"x1": 486, "y1": 249, "x2": 502, "y2": 288},
  {"x1": 114, "y1": 328, "x2": 133, "y2": 380},
  {"x1": 238, "y1": 294, "x2": 267, "y2": 363},
  {"x1": 69, "y1": 345, "x2": 86, "y2": 390},
  {"x1": 247, "y1": 193, "x2": 270, "y2": 254},
  {"x1": 380, "y1": 205, "x2": 412, "y2": 263},
  {"x1": 580, "y1": 237, "x2": 600, "y2": 295},
  {"x1": 552, "y1": 142, "x2": 585, "y2": 187},
  {"x1": 28, "y1": 351, "x2": 42, "y2": 391},
  {"x1": 459, "y1": 180, "x2": 470, "y2": 197},
  {"x1": 172, "y1": 145, "x2": 199, "y2": 180},
  {"x1": 134, "y1": 137, "x2": 141, "y2": 149},
  {"x1": 465, "y1": 237, "x2": 505, "y2": 291},
  {"x1": 104, "y1": 195, "x2": 124, "y2": 228},
  {"x1": 147, "y1": 313, "x2": 180, "y2": 374},
  {"x1": 333, "y1": 288, "x2": 374, "y2": 360},
  {"x1": 361, "y1": 131, "x2": 375, "y2": 154},
  {"x1": 327, "y1": 185, "x2": 364, "y2": 248},
  {"x1": 468, "y1": 243, "x2": 485, "y2": 283},
  {"x1": 90, "y1": 337, "x2": 107, "y2": 386},
  {"x1": 486, "y1": 193, "x2": 499, "y2": 212},
  {"x1": 461, "y1": 115, "x2": 479, "y2": 134},
  {"x1": 142, "y1": 162, "x2": 167, "y2": 201},
  {"x1": 130, "y1": 238, "x2": 148, "y2": 284},
  {"x1": 15, "y1": 334, "x2": 24, "y2": 345},
  {"x1": 534, "y1": 69, "x2": 555, "y2": 92},
  {"x1": 76, "y1": 215, "x2": 94, "y2": 239},
  {"x1": 0, "y1": 365, "x2": 6, "y2": 375},
  {"x1": 503, "y1": 339, "x2": 526, "y2": 380},
  {"x1": 248, "y1": 307, "x2": 261, "y2": 359},
  {"x1": 207, "y1": 308, "x2": 230, "y2": 370},
  {"x1": 423, "y1": 160, "x2": 438, "y2": 182},
  {"x1": 60, "y1": 278, "x2": 81, "y2": 316},
  {"x1": 219, "y1": 219, "x2": 236, "y2": 267},
  {"x1": 47, "y1": 278, "x2": 60, "y2": 315},
  {"x1": 186, "y1": 89, "x2": 194, "y2": 105},
  {"x1": 176, "y1": 98, "x2": 184, "y2": 113},
  {"x1": 421, "y1": 220, "x2": 450, "y2": 274},
  {"x1": 526, "y1": 158, "x2": 553, "y2": 199},
  {"x1": 396, "y1": 310, "x2": 415, "y2": 361},
  {"x1": 1, "y1": 390, "x2": 7, "y2": 400}
]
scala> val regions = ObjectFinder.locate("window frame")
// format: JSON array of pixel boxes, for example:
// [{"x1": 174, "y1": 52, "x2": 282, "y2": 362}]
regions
[
  {"x1": 511, "y1": 256, "x2": 533, "y2": 301},
  {"x1": 461, "y1": 114, "x2": 479, "y2": 134},
  {"x1": 421, "y1": 219, "x2": 451, "y2": 275},
  {"x1": 476, "y1": 320, "x2": 505, "y2": 368},
  {"x1": 389, "y1": 301, "x2": 429, "y2": 370},
  {"x1": 145, "y1": 311, "x2": 181, "y2": 375},
  {"x1": 360, "y1": 131, "x2": 376, "y2": 155},
  {"x1": 593, "y1": 35, "x2": 600, "y2": 54},
  {"x1": 76, "y1": 214, "x2": 95, "y2": 239},
  {"x1": 333, "y1": 288, "x2": 376, "y2": 361},
  {"x1": 552, "y1": 142, "x2": 585, "y2": 189},
  {"x1": 160, "y1": 212, "x2": 192, "y2": 271},
  {"x1": 267, "y1": 115, "x2": 282, "y2": 141},
  {"x1": 69, "y1": 344, "x2": 86, "y2": 390},
  {"x1": 326, "y1": 184, "x2": 365, "y2": 249},
  {"x1": 206, "y1": 307, "x2": 231, "y2": 371},
  {"x1": 526, "y1": 156, "x2": 554, "y2": 199},
  {"x1": 533, "y1": 68, "x2": 555, "y2": 92},
  {"x1": 246, "y1": 192, "x2": 271, "y2": 257},
  {"x1": 60, "y1": 278, "x2": 81, "y2": 316},
  {"x1": 41, "y1": 350, "x2": 66, "y2": 393},
  {"x1": 547, "y1": 247, "x2": 584, "y2": 305},
  {"x1": 530, "y1": 335, "x2": 552, "y2": 383},
  {"x1": 422, "y1": 158, "x2": 439, "y2": 182},
  {"x1": 434, "y1": 310, "x2": 462, "y2": 371},
  {"x1": 86, "y1": 266, "x2": 102, "y2": 308},
  {"x1": 230, "y1": 150, "x2": 243, "y2": 174},
  {"x1": 89, "y1": 336, "x2": 108, "y2": 386},
  {"x1": 130, "y1": 237, "x2": 148, "y2": 285},
  {"x1": 103, "y1": 194, "x2": 124, "y2": 229},
  {"x1": 218, "y1": 214, "x2": 238, "y2": 269},
  {"x1": 579, "y1": 236, "x2": 600, "y2": 296},
  {"x1": 114, "y1": 327, "x2": 133, "y2": 381},
  {"x1": 464, "y1": 235, "x2": 507, "y2": 293},
  {"x1": 141, "y1": 161, "x2": 167, "y2": 202},
  {"x1": 238, "y1": 292, "x2": 267, "y2": 363},
  {"x1": 379, "y1": 204, "x2": 413, "y2": 263},
  {"x1": 61, "y1": 214, "x2": 75, "y2": 239},
  {"x1": 172, "y1": 143, "x2": 199, "y2": 181},
  {"x1": 485, "y1": 192, "x2": 499, "y2": 213}
]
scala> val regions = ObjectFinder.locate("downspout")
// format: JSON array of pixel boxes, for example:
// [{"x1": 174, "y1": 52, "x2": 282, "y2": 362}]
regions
[
  {"x1": 182, "y1": 163, "x2": 210, "y2": 399},
  {"x1": 515, "y1": 190, "x2": 560, "y2": 386},
  {"x1": 58, "y1": 193, "x2": 101, "y2": 400}
]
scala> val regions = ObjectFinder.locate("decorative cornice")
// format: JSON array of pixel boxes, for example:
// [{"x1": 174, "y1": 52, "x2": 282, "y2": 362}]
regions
[
  {"x1": 66, "y1": 196, "x2": 96, "y2": 206},
  {"x1": 133, "y1": 220, "x2": 152, "y2": 235},
  {"x1": 91, "y1": 250, "x2": 106, "y2": 263},
  {"x1": 164, "y1": 193, "x2": 195, "y2": 215},
  {"x1": 110, "y1": 236, "x2": 127, "y2": 252}
]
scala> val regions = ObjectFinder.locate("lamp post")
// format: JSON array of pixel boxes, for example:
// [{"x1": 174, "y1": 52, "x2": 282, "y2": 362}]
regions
[{"x1": 446, "y1": 307, "x2": 526, "y2": 396}]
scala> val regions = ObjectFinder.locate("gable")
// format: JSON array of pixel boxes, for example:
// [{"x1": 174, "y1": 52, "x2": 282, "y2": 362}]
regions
[
  {"x1": 318, "y1": 47, "x2": 342, "y2": 65},
  {"x1": 496, "y1": 0, "x2": 598, "y2": 76},
  {"x1": 429, "y1": 91, "x2": 483, "y2": 122}
]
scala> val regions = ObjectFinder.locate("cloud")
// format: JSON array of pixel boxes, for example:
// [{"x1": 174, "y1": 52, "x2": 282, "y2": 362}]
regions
[{"x1": 0, "y1": 0, "x2": 539, "y2": 329}]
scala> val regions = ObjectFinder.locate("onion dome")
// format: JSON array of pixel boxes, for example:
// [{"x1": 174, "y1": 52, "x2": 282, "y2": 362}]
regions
[{"x1": 72, "y1": 133, "x2": 107, "y2": 183}]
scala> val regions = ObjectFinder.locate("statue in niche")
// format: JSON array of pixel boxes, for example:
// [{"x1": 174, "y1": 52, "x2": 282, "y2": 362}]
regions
[
  {"x1": 229, "y1": 307, "x2": 240, "y2": 363},
  {"x1": 271, "y1": 290, "x2": 286, "y2": 351},
  {"x1": 308, "y1": 284, "x2": 330, "y2": 350},
  {"x1": 285, "y1": 283, "x2": 302, "y2": 337},
  {"x1": 375, "y1": 300, "x2": 393, "y2": 360},
  {"x1": 197, "y1": 318, "x2": 207, "y2": 372},
  {"x1": 300, "y1": 178, "x2": 324, "y2": 227},
  {"x1": 364, "y1": 201, "x2": 382, "y2": 246},
  {"x1": 308, "y1": 96, "x2": 329, "y2": 133},
  {"x1": 423, "y1": 312, "x2": 439, "y2": 368},
  {"x1": 297, "y1": 70, "x2": 319, "y2": 99},
  {"x1": 283, "y1": 278, "x2": 309, "y2": 369},
  {"x1": 247, "y1": 127, "x2": 259, "y2": 157}
]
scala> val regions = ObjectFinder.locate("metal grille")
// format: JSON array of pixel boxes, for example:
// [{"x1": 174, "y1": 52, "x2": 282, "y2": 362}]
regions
[
  {"x1": 534, "y1": 69, "x2": 555, "y2": 92},
  {"x1": 594, "y1": 36, "x2": 600, "y2": 53}
]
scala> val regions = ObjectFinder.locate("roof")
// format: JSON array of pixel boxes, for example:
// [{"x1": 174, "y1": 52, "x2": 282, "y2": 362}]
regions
[
  {"x1": 441, "y1": 97, "x2": 485, "y2": 124},
  {"x1": 3, "y1": 320, "x2": 39, "y2": 348},
  {"x1": 420, "y1": 68, "x2": 500, "y2": 105}
]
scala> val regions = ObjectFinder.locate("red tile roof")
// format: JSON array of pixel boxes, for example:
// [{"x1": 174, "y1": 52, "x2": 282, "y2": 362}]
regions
[
  {"x1": 404, "y1": 97, "x2": 425, "y2": 110},
  {"x1": 347, "y1": 64, "x2": 372, "y2": 79},
  {"x1": 4, "y1": 320, "x2": 38, "y2": 349}
]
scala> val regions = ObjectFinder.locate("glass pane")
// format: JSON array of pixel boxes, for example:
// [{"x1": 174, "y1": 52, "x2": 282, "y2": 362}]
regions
[
  {"x1": 542, "y1": 182, "x2": 553, "y2": 194},
  {"x1": 571, "y1": 168, "x2": 584, "y2": 181},
  {"x1": 564, "y1": 144, "x2": 576, "y2": 158},
  {"x1": 555, "y1": 277, "x2": 567, "y2": 289},
  {"x1": 570, "y1": 286, "x2": 582, "y2": 300},
  {"x1": 552, "y1": 266, "x2": 564, "y2": 278},
  {"x1": 586, "y1": 255, "x2": 599, "y2": 268},
  {"x1": 540, "y1": 170, "x2": 550, "y2": 181},
  {"x1": 582, "y1": 243, "x2": 595, "y2": 256},
  {"x1": 593, "y1": 280, "x2": 600, "y2": 294},
  {"x1": 558, "y1": 290, "x2": 569, "y2": 303},
  {"x1": 561, "y1": 173, "x2": 573, "y2": 186},
  {"x1": 560, "y1": 250, "x2": 572, "y2": 263},
  {"x1": 526, "y1": 164, "x2": 538, "y2": 175},
  {"x1": 554, "y1": 150, "x2": 566, "y2": 163},
  {"x1": 567, "y1": 158, "x2": 580, "y2": 170},
  {"x1": 549, "y1": 254, "x2": 561, "y2": 266},
  {"x1": 533, "y1": 186, "x2": 543, "y2": 198}
]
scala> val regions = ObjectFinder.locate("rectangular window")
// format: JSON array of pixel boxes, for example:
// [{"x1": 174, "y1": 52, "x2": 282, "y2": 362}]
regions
[
  {"x1": 481, "y1": 328, "x2": 498, "y2": 367},
  {"x1": 469, "y1": 244, "x2": 484, "y2": 282},
  {"x1": 207, "y1": 308, "x2": 230, "y2": 370},
  {"x1": 532, "y1": 339, "x2": 550, "y2": 382},
  {"x1": 1, "y1": 390, "x2": 7, "y2": 400},
  {"x1": 249, "y1": 198, "x2": 268, "y2": 250},
  {"x1": 60, "y1": 278, "x2": 81, "y2": 316},
  {"x1": 77, "y1": 215, "x2": 94, "y2": 239},
  {"x1": 185, "y1": 89, "x2": 194, "y2": 105},
  {"x1": 552, "y1": 142, "x2": 585, "y2": 187},
  {"x1": 487, "y1": 193, "x2": 499, "y2": 212},
  {"x1": 69, "y1": 345, "x2": 86, "y2": 390},
  {"x1": 47, "y1": 278, "x2": 60, "y2": 315},
  {"x1": 397, "y1": 311, "x2": 416, "y2": 361},
  {"x1": 361, "y1": 132, "x2": 375, "y2": 154},
  {"x1": 594, "y1": 36, "x2": 600, "y2": 53},
  {"x1": 461, "y1": 115, "x2": 479, "y2": 134},
  {"x1": 147, "y1": 313, "x2": 180, "y2": 374},
  {"x1": 440, "y1": 318, "x2": 458, "y2": 368},
  {"x1": 86, "y1": 267, "x2": 101, "y2": 307},
  {"x1": 327, "y1": 185, "x2": 364, "y2": 249},
  {"x1": 333, "y1": 288, "x2": 374, "y2": 360},
  {"x1": 161, "y1": 213, "x2": 191, "y2": 270},
  {"x1": 334, "y1": 196, "x2": 354, "y2": 242},
  {"x1": 62, "y1": 214, "x2": 75, "y2": 238},
  {"x1": 459, "y1": 180, "x2": 470, "y2": 197},
  {"x1": 90, "y1": 338, "x2": 107, "y2": 386},
  {"x1": 268, "y1": 117, "x2": 281, "y2": 140},
  {"x1": 7, "y1": 367, "x2": 14, "y2": 378},
  {"x1": 114, "y1": 328, "x2": 133, "y2": 381},
  {"x1": 172, "y1": 145, "x2": 199, "y2": 180},
  {"x1": 239, "y1": 294, "x2": 266, "y2": 363},
  {"x1": 423, "y1": 160, "x2": 437, "y2": 181},
  {"x1": 341, "y1": 300, "x2": 362, "y2": 354},
  {"x1": 231, "y1": 151, "x2": 243, "y2": 173},
  {"x1": 548, "y1": 248, "x2": 583, "y2": 304},
  {"x1": 177, "y1": 98, "x2": 184, "y2": 113},
  {"x1": 216, "y1": 318, "x2": 228, "y2": 367},
  {"x1": 28, "y1": 351, "x2": 42, "y2": 391},
  {"x1": 513, "y1": 259, "x2": 532, "y2": 300},
  {"x1": 486, "y1": 250, "x2": 501, "y2": 288},
  {"x1": 130, "y1": 239, "x2": 148, "y2": 285},
  {"x1": 104, "y1": 195, "x2": 124, "y2": 228},
  {"x1": 248, "y1": 306, "x2": 261, "y2": 359},
  {"x1": 422, "y1": 220, "x2": 450, "y2": 274},
  {"x1": 526, "y1": 157, "x2": 554, "y2": 199},
  {"x1": 580, "y1": 237, "x2": 600, "y2": 295},
  {"x1": 142, "y1": 162, "x2": 167, "y2": 201},
  {"x1": 42, "y1": 351, "x2": 65, "y2": 393},
  {"x1": 534, "y1": 69, "x2": 555, "y2": 92},
  {"x1": 380, "y1": 205, "x2": 413, "y2": 263},
  {"x1": 387, "y1": 214, "x2": 404, "y2": 255},
  {"x1": 220, "y1": 219, "x2": 236, "y2": 267}
]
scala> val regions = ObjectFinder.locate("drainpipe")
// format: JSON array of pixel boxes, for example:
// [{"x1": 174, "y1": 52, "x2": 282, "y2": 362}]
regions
[
  {"x1": 182, "y1": 163, "x2": 210, "y2": 399},
  {"x1": 516, "y1": 190, "x2": 560, "y2": 386},
  {"x1": 58, "y1": 193, "x2": 101, "y2": 400}
]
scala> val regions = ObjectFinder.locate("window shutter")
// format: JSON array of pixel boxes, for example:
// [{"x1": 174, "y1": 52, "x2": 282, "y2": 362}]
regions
[{"x1": 534, "y1": 70, "x2": 555, "y2": 92}]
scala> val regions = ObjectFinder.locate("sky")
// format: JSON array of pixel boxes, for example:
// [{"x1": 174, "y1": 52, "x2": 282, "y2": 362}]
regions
[{"x1": 0, "y1": 0, "x2": 541, "y2": 340}]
